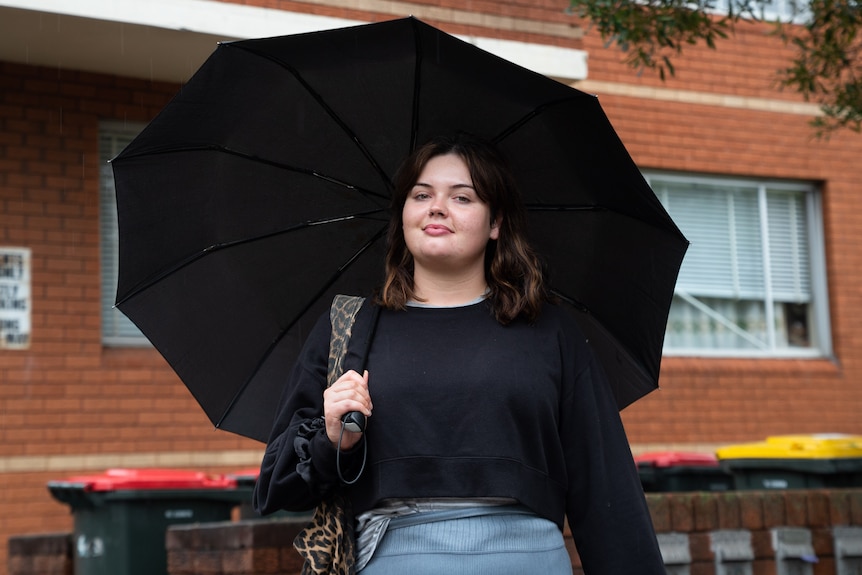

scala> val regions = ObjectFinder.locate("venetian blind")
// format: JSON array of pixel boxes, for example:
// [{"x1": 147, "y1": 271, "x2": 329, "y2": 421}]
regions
[
  {"x1": 99, "y1": 123, "x2": 147, "y2": 344},
  {"x1": 652, "y1": 178, "x2": 811, "y2": 303}
]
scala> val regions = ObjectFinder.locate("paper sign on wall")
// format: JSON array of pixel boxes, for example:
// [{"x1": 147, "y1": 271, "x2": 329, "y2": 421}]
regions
[{"x1": 0, "y1": 247, "x2": 31, "y2": 350}]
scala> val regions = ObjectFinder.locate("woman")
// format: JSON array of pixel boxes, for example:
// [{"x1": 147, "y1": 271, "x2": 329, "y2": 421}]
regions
[{"x1": 254, "y1": 134, "x2": 665, "y2": 574}]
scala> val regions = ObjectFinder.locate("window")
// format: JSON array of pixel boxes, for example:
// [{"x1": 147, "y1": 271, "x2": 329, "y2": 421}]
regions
[
  {"x1": 99, "y1": 121, "x2": 149, "y2": 346},
  {"x1": 647, "y1": 173, "x2": 831, "y2": 357},
  {"x1": 711, "y1": 0, "x2": 810, "y2": 23}
]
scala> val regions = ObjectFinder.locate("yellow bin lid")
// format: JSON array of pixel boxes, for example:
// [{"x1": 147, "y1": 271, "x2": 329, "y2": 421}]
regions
[{"x1": 716, "y1": 434, "x2": 862, "y2": 460}]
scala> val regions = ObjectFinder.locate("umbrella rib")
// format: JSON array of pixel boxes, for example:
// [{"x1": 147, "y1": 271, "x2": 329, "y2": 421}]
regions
[
  {"x1": 551, "y1": 289, "x2": 657, "y2": 389},
  {"x1": 550, "y1": 289, "x2": 589, "y2": 314},
  {"x1": 526, "y1": 204, "x2": 605, "y2": 212},
  {"x1": 409, "y1": 18, "x2": 423, "y2": 152},
  {"x1": 114, "y1": 209, "x2": 388, "y2": 307},
  {"x1": 214, "y1": 224, "x2": 390, "y2": 431},
  {"x1": 116, "y1": 144, "x2": 390, "y2": 203},
  {"x1": 491, "y1": 94, "x2": 590, "y2": 146},
  {"x1": 225, "y1": 42, "x2": 395, "y2": 195},
  {"x1": 527, "y1": 203, "x2": 689, "y2": 240}
]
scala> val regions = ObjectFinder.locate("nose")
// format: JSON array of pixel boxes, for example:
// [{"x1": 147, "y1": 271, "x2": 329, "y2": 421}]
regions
[{"x1": 429, "y1": 197, "x2": 446, "y2": 217}]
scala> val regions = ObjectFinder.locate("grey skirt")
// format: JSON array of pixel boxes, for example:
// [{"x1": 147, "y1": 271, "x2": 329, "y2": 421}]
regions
[{"x1": 357, "y1": 507, "x2": 573, "y2": 574}]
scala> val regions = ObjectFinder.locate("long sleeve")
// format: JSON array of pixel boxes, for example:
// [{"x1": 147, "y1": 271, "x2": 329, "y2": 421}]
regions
[
  {"x1": 559, "y1": 331, "x2": 665, "y2": 574},
  {"x1": 253, "y1": 311, "x2": 364, "y2": 515}
]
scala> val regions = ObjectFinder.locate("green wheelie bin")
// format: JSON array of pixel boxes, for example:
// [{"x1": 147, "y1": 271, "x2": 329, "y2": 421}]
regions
[{"x1": 48, "y1": 468, "x2": 238, "y2": 575}]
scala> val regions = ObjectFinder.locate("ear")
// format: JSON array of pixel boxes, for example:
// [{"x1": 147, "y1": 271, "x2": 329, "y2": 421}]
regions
[{"x1": 489, "y1": 216, "x2": 502, "y2": 240}]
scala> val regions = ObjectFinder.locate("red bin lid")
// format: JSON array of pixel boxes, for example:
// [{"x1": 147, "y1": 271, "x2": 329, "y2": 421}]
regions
[
  {"x1": 634, "y1": 452, "x2": 720, "y2": 468},
  {"x1": 54, "y1": 468, "x2": 236, "y2": 492}
]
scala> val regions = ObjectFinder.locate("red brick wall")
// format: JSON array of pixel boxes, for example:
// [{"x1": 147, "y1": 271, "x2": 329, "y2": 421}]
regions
[
  {"x1": 641, "y1": 489, "x2": 862, "y2": 574},
  {"x1": 7, "y1": 532, "x2": 71, "y2": 575},
  {"x1": 3, "y1": 3, "x2": 862, "y2": 575},
  {"x1": 0, "y1": 62, "x2": 263, "y2": 573}
]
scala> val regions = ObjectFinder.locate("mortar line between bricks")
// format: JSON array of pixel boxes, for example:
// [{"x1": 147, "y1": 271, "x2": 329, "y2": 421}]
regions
[
  {"x1": 0, "y1": 449, "x2": 264, "y2": 473},
  {"x1": 574, "y1": 80, "x2": 823, "y2": 117},
  {"x1": 0, "y1": 443, "x2": 713, "y2": 473}
]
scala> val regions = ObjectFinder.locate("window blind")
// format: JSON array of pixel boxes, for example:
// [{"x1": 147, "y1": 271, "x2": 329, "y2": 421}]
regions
[
  {"x1": 99, "y1": 123, "x2": 147, "y2": 344},
  {"x1": 654, "y1": 178, "x2": 811, "y2": 303}
]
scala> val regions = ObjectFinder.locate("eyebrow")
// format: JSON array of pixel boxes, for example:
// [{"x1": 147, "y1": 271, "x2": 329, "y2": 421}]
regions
[{"x1": 412, "y1": 182, "x2": 476, "y2": 191}]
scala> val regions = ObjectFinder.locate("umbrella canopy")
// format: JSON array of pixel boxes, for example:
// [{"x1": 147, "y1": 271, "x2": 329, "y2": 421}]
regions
[{"x1": 112, "y1": 17, "x2": 688, "y2": 442}]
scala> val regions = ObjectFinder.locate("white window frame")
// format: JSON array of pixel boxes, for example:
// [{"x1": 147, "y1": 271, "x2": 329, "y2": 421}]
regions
[
  {"x1": 646, "y1": 171, "x2": 832, "y2": 358},
  {"x1": 99, "y1": 120, "x2": 150, "y2": 346}
]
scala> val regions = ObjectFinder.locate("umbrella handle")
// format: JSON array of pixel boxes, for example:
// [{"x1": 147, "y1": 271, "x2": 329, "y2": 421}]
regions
[{"x1": 342, "y1": 411, "x2": 366, "y2": 433}]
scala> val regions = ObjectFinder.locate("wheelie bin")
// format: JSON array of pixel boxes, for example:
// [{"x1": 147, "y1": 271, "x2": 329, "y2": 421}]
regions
[
  {"x1": 635, "y1": 451, "x2": 734, "y2": 492},
  {"x1": 717, "y1": 434, "x2": 862, "y2": 490},
  {"x1": 48, "y1": 468, "x2": 238, "y2": 575}
]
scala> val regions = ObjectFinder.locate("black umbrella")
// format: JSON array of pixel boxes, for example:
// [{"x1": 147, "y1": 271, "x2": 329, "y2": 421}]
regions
[{"x1": 111, "y1": 17, "x2": 688, "y2": 442}]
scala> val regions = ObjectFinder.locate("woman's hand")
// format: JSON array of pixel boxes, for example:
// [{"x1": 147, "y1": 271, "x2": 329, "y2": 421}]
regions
[{"x1": 323, "y1": 369, "x2": 372, "y2": 450}]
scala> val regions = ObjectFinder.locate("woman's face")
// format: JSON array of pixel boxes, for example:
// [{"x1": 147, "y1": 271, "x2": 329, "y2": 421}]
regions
[{"x1": 401, "y1": 153, "x2": 499, "y2": 274}]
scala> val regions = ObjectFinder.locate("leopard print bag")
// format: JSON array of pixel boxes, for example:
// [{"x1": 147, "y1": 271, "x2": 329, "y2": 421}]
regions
[
  {"x1": 293, "y1": 295, "x2": 365, "y2": 575},
  {"x1": 294, "y1": 492, "x2": 356, "y2": 575}
]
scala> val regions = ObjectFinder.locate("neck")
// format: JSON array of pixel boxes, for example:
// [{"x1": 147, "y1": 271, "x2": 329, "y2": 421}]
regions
[{"x1": 412, "y1": 267, "x2": 488, "y2": 307}]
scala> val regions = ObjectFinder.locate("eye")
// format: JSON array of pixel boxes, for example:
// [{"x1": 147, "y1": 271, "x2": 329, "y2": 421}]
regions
[{"x1": 411, "y1": 190, "x2": 431, "y2": 200}]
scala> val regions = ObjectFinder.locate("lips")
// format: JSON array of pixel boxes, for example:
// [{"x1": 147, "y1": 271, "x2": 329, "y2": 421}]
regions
[{"x1": 423, "y1": 224, "x2": 452, "y2": 235}]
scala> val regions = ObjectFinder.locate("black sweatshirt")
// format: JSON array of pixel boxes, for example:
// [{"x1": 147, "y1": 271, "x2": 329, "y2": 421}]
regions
[{"x1": 254, "y1": 299, "x2": 665, "y2": 573}]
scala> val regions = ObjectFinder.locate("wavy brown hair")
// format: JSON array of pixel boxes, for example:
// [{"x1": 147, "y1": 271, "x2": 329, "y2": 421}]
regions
[{"x1": 378, "y1": 134, "x2": 547, "y2": 324}]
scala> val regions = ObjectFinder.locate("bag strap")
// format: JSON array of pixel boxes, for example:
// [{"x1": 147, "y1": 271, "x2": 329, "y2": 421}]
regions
[{"x1": 327, "y1": 295, "x2": 366, "y2": 387}]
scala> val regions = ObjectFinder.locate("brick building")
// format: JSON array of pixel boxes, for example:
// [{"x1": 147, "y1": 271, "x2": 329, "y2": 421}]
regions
[{"x1": 1, "y1": 0, "x2": 861, "y2": 572}]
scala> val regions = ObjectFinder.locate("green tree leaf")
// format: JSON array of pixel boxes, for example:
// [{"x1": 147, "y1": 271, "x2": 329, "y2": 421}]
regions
[{"x1": 568, "y1": 0, "x2": 862, "y2": 134}]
